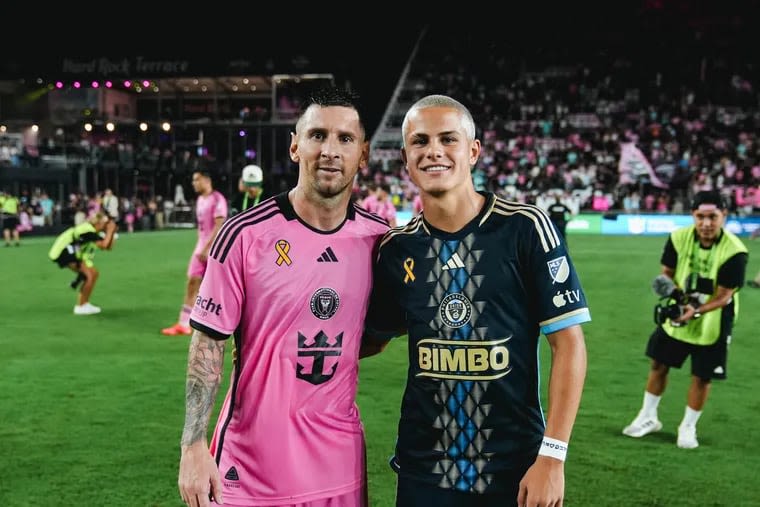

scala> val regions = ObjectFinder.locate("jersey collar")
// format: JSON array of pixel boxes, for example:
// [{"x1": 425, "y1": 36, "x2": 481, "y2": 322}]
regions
[
  {"x1": 275, "y1": 191, "x2": 356, "y2": 233},
  {"x1": 422, "y1": 191, "x2": 495, "y2": 239}
]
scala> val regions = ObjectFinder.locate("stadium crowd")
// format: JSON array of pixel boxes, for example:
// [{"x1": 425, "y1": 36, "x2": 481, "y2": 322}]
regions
[
  {"x1": 363, "y1": 35, "x2": 760, "y2": 218},
  {"x1": 3, "y1": 26, "x2": 760, "y2": 236}
]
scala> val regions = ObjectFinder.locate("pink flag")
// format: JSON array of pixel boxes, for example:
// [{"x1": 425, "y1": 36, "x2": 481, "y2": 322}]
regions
[{"x1": 618, "y1": 142, "x2": 669, "y2": 189}]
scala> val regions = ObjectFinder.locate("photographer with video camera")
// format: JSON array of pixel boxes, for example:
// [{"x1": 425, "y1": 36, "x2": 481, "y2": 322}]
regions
[
  {"x1": 622, "y1": 190, "x2": 748, "y2": 449},
  {"x1": 651, "y1": 274, "x2": 703, "y2": 328}
]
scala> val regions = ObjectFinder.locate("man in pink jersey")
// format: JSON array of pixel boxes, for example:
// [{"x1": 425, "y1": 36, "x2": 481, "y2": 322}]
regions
[
  {"x1": 361, "y1": 183, "x2": 397, "y2": 227},
  {"x1": 177, "y1": 87, "x2": 388, "y2": 507},
  {"x1": 162, "y1": 170, "x2": 228, "y2": 336}
]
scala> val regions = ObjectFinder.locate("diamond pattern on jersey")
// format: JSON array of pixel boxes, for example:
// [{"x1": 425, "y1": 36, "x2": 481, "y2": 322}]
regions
[{"x1": 425, "y1": 236, "x2": 494, "y2": 493}]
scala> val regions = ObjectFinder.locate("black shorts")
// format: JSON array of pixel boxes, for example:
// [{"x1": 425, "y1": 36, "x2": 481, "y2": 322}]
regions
[
  {"x1": 53, "y1": 249, "x2": 79, "y2": 269},
  {"x1": 646, "y1": 326, "x2": 730, "y2": 381},
  {"x1": 388, "y1": 456, "x2": 532, "y2": 507},
  {"x1": 395, "y1": 469, "x2": 528, "y2": 507},
  {"x1": 2, "y1": 215, "x2": 19, "y2": 230}
]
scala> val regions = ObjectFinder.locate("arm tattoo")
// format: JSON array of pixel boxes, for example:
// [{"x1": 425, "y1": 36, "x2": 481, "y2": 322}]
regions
[{"x1": 180, "y1": 330, "x2": 226, "y2": 447}]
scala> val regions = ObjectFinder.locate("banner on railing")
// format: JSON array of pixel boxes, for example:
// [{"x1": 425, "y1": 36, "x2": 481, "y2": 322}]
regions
[{"x1": 568, "y1": 213, "x2": 760, "y2": 236}]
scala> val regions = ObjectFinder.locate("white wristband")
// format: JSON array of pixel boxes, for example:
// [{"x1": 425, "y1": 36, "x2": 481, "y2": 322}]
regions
[{"x1": 538, "y1": 436, "x2": 568, "y2": 461}]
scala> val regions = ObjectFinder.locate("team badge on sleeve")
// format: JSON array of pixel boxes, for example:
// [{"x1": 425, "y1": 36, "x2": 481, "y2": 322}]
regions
[{"x1": 547, "y1": 256, "x2": 569, "y2": 284}]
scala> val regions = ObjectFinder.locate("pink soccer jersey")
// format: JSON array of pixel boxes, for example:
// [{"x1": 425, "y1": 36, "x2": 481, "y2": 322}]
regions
[
  {"x1": 194, "y1": 190, "x2": 228, "y2": 253},
  {"x1": 190, "y1": 192, "x2": 388, "y2": 506}
]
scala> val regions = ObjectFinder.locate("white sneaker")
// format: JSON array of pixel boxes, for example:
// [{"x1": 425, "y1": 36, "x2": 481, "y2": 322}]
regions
[
  {"x1": 677, "y1": 424, "x2": 699, "y2": 449},
  {"x1": 622, "y1": 413, "x2": 663, "y2": 438},
  {"x1": 74, "y1": 303, "x2": 102, "y2": 315}
]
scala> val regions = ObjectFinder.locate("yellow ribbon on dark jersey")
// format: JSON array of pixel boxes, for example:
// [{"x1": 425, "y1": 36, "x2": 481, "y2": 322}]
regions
[
  {"x1": 275, "y1": 240, "x2": 292, "y2": 266},
  {"x1": 403, "y1": 257, "x2": 415, "y2": 283}
]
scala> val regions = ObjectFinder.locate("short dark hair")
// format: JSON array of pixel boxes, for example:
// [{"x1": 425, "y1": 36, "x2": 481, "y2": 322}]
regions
[
  {"x1": 305, "y1": 85, "x2": 361, "y2": 109},
  {"x1": 299, "y1": 85, "x2": 366, "y2": 136},
  {"x1": 691, "y1": 190, "x2": 726, "y2": 210}
]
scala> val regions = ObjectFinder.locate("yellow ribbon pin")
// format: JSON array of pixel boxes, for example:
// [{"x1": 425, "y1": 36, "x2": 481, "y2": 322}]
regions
[
  {"x1": 403, "y1": 257, "x2": 415, "y2": 283},
  {"x1": 275, "y1": 240, "x2": 292, "y2": 266}
]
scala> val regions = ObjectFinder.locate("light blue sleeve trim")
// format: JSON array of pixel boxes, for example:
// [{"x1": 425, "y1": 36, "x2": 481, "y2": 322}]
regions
[{"x1": 541, "y1": 309, "x2": 591, "y2": 335}]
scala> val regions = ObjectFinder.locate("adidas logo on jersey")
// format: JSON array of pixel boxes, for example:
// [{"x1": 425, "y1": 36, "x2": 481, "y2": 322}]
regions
[
  {"x1": 441, "y1": 252, "x2": 465, "y2": 271},
  {"x1": 317, "y1": 247, "x2": 338, "y2": 262},
  {"x1": 224, "y1": 467, "x2": 239, "y2": 481}
]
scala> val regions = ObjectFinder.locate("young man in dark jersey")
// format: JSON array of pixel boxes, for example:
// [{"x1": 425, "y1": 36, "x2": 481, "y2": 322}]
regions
[{"x1": 362, "y1": 95, "x2": 590, "y2": 507}]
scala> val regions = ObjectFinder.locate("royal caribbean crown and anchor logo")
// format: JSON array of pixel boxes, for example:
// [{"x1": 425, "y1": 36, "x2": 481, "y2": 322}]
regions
[{"x1": 296, "y1": 331, "x2": 343, "y2": 385}]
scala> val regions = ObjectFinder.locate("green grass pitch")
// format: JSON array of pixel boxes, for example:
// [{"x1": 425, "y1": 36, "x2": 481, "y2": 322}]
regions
[{"x1": 2, "y1": 230, "x2": 759, "y2": 506}]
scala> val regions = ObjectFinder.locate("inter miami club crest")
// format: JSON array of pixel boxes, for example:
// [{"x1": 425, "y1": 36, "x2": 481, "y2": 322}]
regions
[
  {"x1": 439, "y1": 293, "x2": 472, "y2": 328},
  {"x1": 310, "y1": 287, "x2": 340, "y2": 320}
]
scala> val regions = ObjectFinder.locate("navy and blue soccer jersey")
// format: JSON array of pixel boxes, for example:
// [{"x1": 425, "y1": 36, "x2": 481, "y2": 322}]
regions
[{"x1": 365, "y1": 192, "x2": 591, "y2": 494}]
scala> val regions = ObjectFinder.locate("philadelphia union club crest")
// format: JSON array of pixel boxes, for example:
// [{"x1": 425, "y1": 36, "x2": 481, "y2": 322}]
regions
[
  {"x1": 439, "y1": 293, "x2": 472, "y2": 328},
  {"x1": 310, "y1": 287, "x2": 340, "y2": 320}
]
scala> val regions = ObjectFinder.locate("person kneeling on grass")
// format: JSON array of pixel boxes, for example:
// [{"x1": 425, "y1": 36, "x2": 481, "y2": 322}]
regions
[{"x1": 48, "y1": 212, "x2": 118, "y2": 315}]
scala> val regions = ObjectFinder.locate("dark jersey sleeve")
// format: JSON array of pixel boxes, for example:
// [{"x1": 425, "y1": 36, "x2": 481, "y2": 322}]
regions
[
  {"x1": 364, "y1": 243, "x2": 407, "y2": 340},
  {"x1": 522, "y1": 213, "x2": 590, "y2": 332},
  {"x1": 717, "y1": 252, "x2": 748, "y2": 289},
  {"x1": 660, "y1": 237, "x2": 677, "y2": 269}
]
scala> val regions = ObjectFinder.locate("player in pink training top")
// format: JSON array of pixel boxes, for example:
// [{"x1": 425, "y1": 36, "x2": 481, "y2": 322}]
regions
[
  {"x1": 177, "y1": 86, "x2": 389, "y2": 507},
  {"x1": 162, "y1": 170, "x2": 228, "y2": 336},
  {"x1": 361, "y1": 183, "x2": 397, "y2": 227}
]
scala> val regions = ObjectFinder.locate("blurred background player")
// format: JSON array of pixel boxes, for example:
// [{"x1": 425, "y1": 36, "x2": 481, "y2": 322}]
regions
[
  {"x1": 101, "y1": 188, "x2": 120, "y2": 224},
  {"x1": 547, "y1": 194, "x2": 573, "y2": 241},
  {"x1": 161, "y1": 170, "x2": 228, "y2": 336},
  {"x1": 1, "y1": 189, "x2": 21, "y2": 247},
  {"x1": 229, "y1": 164, "x2": 264, "y2": 216},
  {"x1": 361, "y1": 182, "x2": 397, "y2": 227},
  {"x1": 48, "y1": 212, "x2": 118, "y2": 315}
]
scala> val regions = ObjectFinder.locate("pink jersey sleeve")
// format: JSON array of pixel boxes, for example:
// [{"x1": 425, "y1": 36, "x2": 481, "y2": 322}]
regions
[
  {"x1": 361, "y1": 194, "x2": 377, "y2": 213},
  {"x1": 213, "y1": 190, "x2": 228, "y2": 218},
  {"x1": 189, "y1": 231, "x2": 243, "y2": 337},
  {"x1": 383, "y1": 200, "x2": 397, "y2": 222}
]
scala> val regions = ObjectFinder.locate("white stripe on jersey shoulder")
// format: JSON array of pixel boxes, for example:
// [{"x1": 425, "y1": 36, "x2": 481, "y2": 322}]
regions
[
  {"x1": 379, "y1": 213, "x2": 425, "y2": 250},
  {"x1": 478, "y1": 195, "x2": 499, "y2": 226},
  {"x1": 492, "y1": 197, "x2": 560, "y2": 253}
]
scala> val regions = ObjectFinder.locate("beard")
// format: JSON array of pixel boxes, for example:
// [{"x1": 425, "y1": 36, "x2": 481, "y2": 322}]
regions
[{"x1": 312, "y1": 174, "x2": 351, "y2": 199}]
